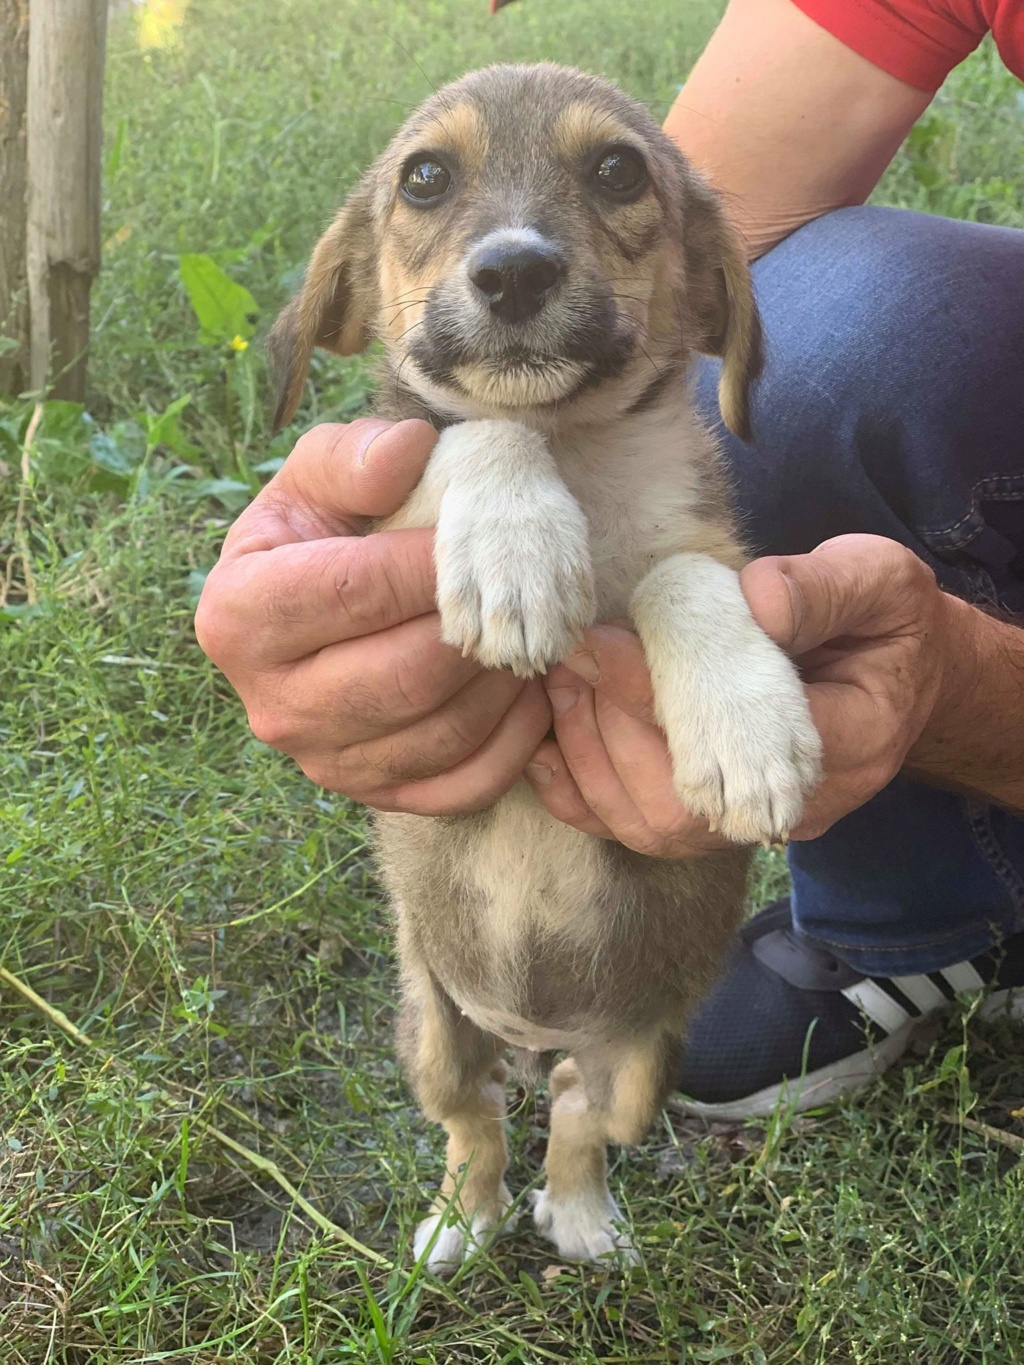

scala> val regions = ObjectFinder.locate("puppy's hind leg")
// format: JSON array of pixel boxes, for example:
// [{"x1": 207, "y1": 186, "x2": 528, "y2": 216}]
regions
[
  {"x1": 533, "y1": 1035, "x2": 674, "y2": 1266},
  {"x1": 398, "y1": 963, "x2": 512, "y2": 1275}
]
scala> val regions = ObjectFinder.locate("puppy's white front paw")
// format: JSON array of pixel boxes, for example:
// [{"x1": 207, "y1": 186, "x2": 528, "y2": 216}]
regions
[
  {"x1": 665, "y1": 629, "x2": 822, "y2": 845},
  {"x1": 435, "y1": 486, "x2": 595, "y2": 678},
  {"x1": 532, "y1": 1188, "x2": 639, "y2": 1266},
  {"x1": 634, "y1": 553, "x2": 823, "y2": 847}
]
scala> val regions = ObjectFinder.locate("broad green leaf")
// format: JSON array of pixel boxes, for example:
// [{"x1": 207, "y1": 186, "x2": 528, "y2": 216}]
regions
[
  {"x1": 180, "y1": 254, "x2": 258, "y2": 346},
  {"x1": 89, "y1": 429, "x2": 138, "y2": 479},
  {"x1": 186, "y1": 569, "x2": 209, "y2": 605},
  {"x1": 0, "y1": 602, "x2": 47, "y2": 627},
  {"x1": 192, "y1": 476, "x2": 252, "y2": 511}
]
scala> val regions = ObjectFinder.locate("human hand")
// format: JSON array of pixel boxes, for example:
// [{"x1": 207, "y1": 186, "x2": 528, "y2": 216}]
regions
[
  {"x1": 195, "y1": 420, "x2": 551, "y2": 814},
  {"x1": 524, "y1": 534, "x2": 955, "y2": 853}
]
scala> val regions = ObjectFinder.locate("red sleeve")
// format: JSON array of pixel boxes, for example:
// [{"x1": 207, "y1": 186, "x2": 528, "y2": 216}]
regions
[{"x1": 790, "y1": 0, "x2": 989, "y2": 92}]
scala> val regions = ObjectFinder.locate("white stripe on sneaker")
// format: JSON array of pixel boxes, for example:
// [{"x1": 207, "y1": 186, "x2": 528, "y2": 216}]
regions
[
  {"x1": 939, "y1": 961, "x2": 986, "y2": 994},
  {"x1": 890, "y1": 974, "x2": 948, "y2": 1014},
  {"x1": 841, "y1": 980, "x2": 913, "y2": 1034}
]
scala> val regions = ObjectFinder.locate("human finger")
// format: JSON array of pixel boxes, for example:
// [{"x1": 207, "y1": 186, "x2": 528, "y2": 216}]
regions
[
  {"x1": 338, "y1": 668, "x2": 531, "y2": 788},
  {"x1": 381, "y1": 680, "x2": 553, "y2": 815},
  {"x1": 561, "y1": 625, "x2": 657, "y2": 724},
  {"x1": 197, "y1": 527, "x2": 437, "y2": 668},
  {"x1": 545, "y1": 672, "x2": 673, "y2": 854},
  {"x1": 523, "y1": 736, "x2": 618, "y2": 839},
  {"x1": 741, "y1": 534, "x2": 936, "y2": 656},
  {"x1": 221, "y1": 418, "x2": 439, "y2": 555},
  {"x1": 241, "y1": 612, "x2": 481, "y2": 751}
]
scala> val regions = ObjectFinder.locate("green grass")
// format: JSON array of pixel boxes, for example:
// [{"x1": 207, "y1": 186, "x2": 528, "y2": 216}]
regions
[{"x1": 2, "y1": 2, "x2": 1024, "y2": 1360}]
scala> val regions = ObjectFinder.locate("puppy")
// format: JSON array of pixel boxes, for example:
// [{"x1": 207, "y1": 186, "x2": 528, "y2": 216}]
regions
[{"x1": 271, "y1": 63, "x2": 821, "y2": 1271}]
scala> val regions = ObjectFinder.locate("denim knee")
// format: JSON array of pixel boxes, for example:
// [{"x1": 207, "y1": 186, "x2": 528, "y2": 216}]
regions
[
  {"x1": 690, "y1": 206, "x2": 1024, "y2": 966},
  {"x1": 696, "y1": 206, "x2": 1024, "y2": 611}
]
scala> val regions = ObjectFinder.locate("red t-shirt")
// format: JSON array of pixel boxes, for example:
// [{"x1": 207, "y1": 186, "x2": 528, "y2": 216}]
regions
[{"x1": 791, "y1": 0, "x2": 1024, "y2": 90}]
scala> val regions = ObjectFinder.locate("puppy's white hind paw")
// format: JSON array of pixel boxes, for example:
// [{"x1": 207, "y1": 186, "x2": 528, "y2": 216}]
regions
[
  {"x1": 413, "y1": 1213, "x2": 470, "y2": 1276},
  {"x1": 413, "y1": 1191, "x2": 516, "y2": 1276},
  {"x1": 532, "y1": 1188, "x2": 639, "y2": 1267}
]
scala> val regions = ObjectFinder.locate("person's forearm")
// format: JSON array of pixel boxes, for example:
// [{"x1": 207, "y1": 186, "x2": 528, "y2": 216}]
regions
[
  {"x1": 664, "y1": 0, "x2": 931, "y2": 258},
  {"x1": 907, "y1": 594, "x2": 1024, "y2": 810}
]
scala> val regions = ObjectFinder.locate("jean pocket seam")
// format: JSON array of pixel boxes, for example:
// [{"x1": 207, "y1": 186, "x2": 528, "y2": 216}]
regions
[
  {"x1": 919, "y1": 473, "x2": 1024, "y2": 552},
  {"x1": 966, "y1": 799, "x2": 1024, "y2": 927}
]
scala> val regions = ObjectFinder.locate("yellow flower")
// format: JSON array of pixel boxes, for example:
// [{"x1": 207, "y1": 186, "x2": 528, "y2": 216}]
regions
[
  {"x1": 230, "y1": 335, "x2": 249, "y2": 353},
  {"x1": 138, "y1": 0, "x2": 189, "y2": 52}
]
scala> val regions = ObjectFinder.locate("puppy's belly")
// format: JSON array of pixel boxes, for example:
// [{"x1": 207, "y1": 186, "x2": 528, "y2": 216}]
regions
[
  {"x1": 382, "y1": 784, "x2": 752, "y2": 1047},
  {"x1": 448, "y1": 995, "x2": 594, "y2": 1054},
  {"x1": 464, "y1": 781, "x2": 608, "y2": 956}
]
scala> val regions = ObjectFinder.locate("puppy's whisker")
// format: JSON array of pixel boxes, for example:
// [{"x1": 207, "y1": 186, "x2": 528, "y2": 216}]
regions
[
  {"x1": 386, "y1": 35, "x2": 440, "y2": 96},
  {"x1": 386, "y1": 300, "x2": 432, "y2": 325},
  {"x1": 380, "y1": 295, "x2": 431, "y2": 313},
  {"x1": 363, "y1": 96, "x2": 426, "y2": 114},
  {"x1": 639, "y1": 343, "x2": 667, "y2": 379},
  {"x1": 380, "y1": 290, "x2": 433, "y2": 312},
  {"x1": 393, "y1": 351, "x2": 412, "y2": 392},
  {"x1": 395, "y1": 319, "x2": 426, "y2": 344}
]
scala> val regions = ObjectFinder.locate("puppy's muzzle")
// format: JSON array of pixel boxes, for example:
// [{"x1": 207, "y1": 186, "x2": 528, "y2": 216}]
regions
[{"x1": 468, "y1": 236, "x2": 566, "y2": 324}]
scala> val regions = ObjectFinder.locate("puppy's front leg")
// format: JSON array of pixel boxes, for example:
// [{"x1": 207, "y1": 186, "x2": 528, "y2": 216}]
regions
[
  {"x1": 632, "y1": 553, "x2": 822, "y2": 845},
  {"x1": 385, "y1": 420, "x2": 595, "y2": 678}
]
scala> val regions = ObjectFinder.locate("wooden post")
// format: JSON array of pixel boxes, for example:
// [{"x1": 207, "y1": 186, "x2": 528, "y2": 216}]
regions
[
  {"x1": 0, "y1": 0, "x2": 30, "y2": 396},
  {"x1": 27, "y1": 0, "x2": 108, "y2": 402}
]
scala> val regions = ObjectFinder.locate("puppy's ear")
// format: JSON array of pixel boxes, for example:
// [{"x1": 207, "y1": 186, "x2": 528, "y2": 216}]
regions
[
  {"x1": 268, "y1": 185, "x2": 377, "y2": 429},
  {"x1": 682, "y1": 176, "x2": 763, "y2": 442}
]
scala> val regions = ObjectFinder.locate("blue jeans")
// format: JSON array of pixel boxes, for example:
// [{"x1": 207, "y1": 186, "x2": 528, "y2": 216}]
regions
[{"x1": 695, "y1": 206, "x2": 1024, "y2": 976}]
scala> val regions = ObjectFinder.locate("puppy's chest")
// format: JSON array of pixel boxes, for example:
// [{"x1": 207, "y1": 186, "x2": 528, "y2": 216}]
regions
[{"x1": 554, "y1": 415, "x2": 708, "y2": 616}]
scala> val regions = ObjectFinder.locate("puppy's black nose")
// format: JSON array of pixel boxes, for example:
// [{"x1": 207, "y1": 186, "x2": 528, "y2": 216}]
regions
[{"x1": 469, "y1": 241, "x2": 566, "y2": 322}]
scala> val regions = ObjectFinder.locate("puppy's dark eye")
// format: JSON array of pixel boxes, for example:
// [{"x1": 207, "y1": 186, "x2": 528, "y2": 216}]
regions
[
  {"x1": 402, "y1": 156, "x2": 452, "y2": 203},
  {"x1": 592, "y1": 146, "x2": 648, "y2": 198}
]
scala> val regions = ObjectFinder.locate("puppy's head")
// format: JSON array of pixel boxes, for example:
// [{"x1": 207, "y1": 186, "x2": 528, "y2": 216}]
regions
[{"x1": 271, "y1": 64, "x2": 761, "y2": 436}]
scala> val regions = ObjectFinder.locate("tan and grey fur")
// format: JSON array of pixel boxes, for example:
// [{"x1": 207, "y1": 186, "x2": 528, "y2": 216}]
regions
[{"x1": 272, "y1": 64, "x2": 822, "y2": 1270}]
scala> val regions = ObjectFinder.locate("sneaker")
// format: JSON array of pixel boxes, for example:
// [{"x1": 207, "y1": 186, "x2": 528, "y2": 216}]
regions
[{"x1": 677, "y1": 900, "x2": 1024, "y2": 1121}]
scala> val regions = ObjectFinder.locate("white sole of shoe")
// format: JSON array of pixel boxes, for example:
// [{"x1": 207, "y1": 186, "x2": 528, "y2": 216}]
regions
[
  {"x1": 976, "y1": 986, "x2": 1024, "y2": 1024},
  {"x1": 673, "y1": 987, "x2": 1023, "y2": 1124}
]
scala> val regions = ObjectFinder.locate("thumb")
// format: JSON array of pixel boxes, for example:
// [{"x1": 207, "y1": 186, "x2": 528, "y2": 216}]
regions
[
  {"x1": 558, "y1": 624, "x2": 658, "y2": 724},
  {"x1": 741, "y1": 534, "x2": 920, "y2": 655},
  {"x1": 274, "y1": 418, "x2": 438, "y2": 525},
  {"x1": 224, "y1": 418, "x2": 438, "y2": 556}
]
